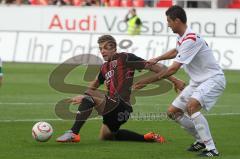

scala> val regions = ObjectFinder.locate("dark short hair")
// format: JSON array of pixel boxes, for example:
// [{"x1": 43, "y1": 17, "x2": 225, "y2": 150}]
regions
[
  {"x1": 98, "y1": 35, "x2": 116, "y2": 46},
  {"x1": 166, "y1": 5, "x2": 187, "y2": 24}
]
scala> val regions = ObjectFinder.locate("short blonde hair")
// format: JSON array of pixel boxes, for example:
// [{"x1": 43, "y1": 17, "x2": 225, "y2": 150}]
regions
[{"x1": 97, "y1": 35, "x2": 117, "y2": 47}]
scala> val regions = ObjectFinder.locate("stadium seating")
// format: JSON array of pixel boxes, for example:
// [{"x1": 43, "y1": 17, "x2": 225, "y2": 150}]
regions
[
  {"x1": 156, "y1": 0, "x2": 172, "y2": 7},
  {"x1": 121, "y1": 0, "x2": 133, "y2": 7},
  {"x1": 71, "y1": 0, "x2": 84, "y2": 6},
  {"x1": 108, "y1": 0, "x2": 121, "y2": 6},
  {"x1": 228, "y1": 0, "x2": 240, "y2": 8},
  {"x1": 29, "y1": 0, "x2": 48, "y2": 5},
  {"x1": 132, "y1": 0, "x2": 144, "y2": 7}
]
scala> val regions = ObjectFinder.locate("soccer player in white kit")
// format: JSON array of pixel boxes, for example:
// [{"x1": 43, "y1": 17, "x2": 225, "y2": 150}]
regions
[
  {"x1": 0, "y1": 57, "x2": 3, "y2": 87},
  {"x1": 133, "y1": 5, "x2": 225, "y2": 157}
]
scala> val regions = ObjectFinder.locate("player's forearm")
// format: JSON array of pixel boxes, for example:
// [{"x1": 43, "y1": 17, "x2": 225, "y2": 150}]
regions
[
  {"x1": 167, "y1": 76, "x2": 180, "y2": 85},
  {"x1": 148, "y1": 63, "x2": 175, "y2": 84},
  {"x1": 156, "y1": 49, "x2": 177, "y2": 61},
  {"x1": 159, "y1": 67, "x2": 178, "y2": 80},
  {"x1": 135, "y1": 65, "x2": 178, "y2": 88},
  {"x1": 137, "y1": 73, "x2": 162, "y2": 86},
  {"x1": 138, "y1": 66, "x2": 168, "y2": 85},
  {"x1": 149, "y1": 63, "x2": 167, "y2": 73},
  {"x1": 146, "y1": 62, "x2": 179, "y2": 83}
]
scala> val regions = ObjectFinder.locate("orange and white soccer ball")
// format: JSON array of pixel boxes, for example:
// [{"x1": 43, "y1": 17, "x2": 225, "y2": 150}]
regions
[{"x1": 32, "y1": 121, "x2": 53, "y2": 142}]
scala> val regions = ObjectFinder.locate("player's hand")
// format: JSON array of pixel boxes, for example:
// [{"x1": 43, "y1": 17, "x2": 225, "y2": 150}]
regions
[
  {"x1": 146, "y1": 58, "x2": 159, "y2": 67},
  {"x1": 132, "y1": 82, "x2": 147, "y2": 90},
  {"x1": 173, "y1": 79, "x2": 185, "y2": 94},
  {"x1": 67, "y1": 95, "x2": 85, "y2": 105}
]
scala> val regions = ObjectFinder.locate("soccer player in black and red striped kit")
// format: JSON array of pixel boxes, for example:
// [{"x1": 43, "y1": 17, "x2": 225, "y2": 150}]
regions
[{"x1": 56, "y1": 35, "x2": 185, "y2": 143}]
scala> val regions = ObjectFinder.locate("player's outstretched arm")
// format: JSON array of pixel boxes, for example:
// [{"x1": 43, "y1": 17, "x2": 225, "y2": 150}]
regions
[
  {"x1": 146, "y1": 62, "x2": 185, "y2": 92},
  {"x1": 134, "y1": 62, "x2": 184, "y2": 91},
  {"x1": 67, "y1": 76, "x2": 101, "y2": 105},
  {"x1": 147, "y1": 49, "x2": 177, "y2": 67},
  {"x1": 67, "y1": 95, "x2": 86, "y2": 105}
]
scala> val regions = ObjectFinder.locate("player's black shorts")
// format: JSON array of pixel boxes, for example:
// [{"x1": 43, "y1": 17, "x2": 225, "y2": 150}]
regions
[{"x1": 102, "y1": 97, "x2": 133, "y2": 132}]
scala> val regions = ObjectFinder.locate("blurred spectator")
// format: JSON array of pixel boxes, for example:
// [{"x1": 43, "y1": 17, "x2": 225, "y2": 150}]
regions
[
  {"x1": 144, "y1": 0, "x2": 154, "y2": 7},
  {"x1": 100, "y1": 0, "x2": 108, "y2": 6},
  {"x1": 83, "y1": 0, "x2": 100, "y2": 6},
  {"x1": 1, "y1": 0, "x2": 24, "y2": 4},
  {"x1": 124, "y1": 8, "x2": 142, "y2": 35},
  {"x1": 48, "y1": 0, "x2": 72, "y2": 5}
]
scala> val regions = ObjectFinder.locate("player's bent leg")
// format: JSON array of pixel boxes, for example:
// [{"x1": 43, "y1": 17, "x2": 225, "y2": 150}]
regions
[
  {"x1": 113, "y1": 129, "x2": 165, "y2": 143},
  {"x1": 168, "y1": 104, "x2": 204, "y2": 151},
  {"x1": 187, "y1": 98, "x2": 219, "y2": 156},
  {"x1": 167, "y1": 105, "x2": 184, "y2": 120},
  {"x1": 70, "y1": 95, "x2": 96, "y2": 133},
  {"x1": 56, "y1": 95, "x2": 96, "y2": 143},
  {"x1": 99, "y1": 123, "x2": 146, "y2": 142},
  {"x1": 100, "y1": 99, "x2": 165, "y2": 143},
  {"x1": 85, "y1": 89, "x2": 106, "y2": 106},
  {"x1": 186, "y1": 98, "x2": 202, "y2": 116},
  {"x1": 99, "y1": 124, "x2": 115, "y2": 140},
  {"x1": 101, "y1": 103, "x2": 147, "y2": 142},
  {"x1": 98, "y1": 124, "x2": 165, "y2": 143},
  {"x1": 85, "y1": 89, "x2": 119, "y2": 116}
]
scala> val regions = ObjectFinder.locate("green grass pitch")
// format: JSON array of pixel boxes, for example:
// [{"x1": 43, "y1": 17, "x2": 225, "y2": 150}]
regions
[{"x1": 0, "y1": 62, "x2": 239, "y2": 159}]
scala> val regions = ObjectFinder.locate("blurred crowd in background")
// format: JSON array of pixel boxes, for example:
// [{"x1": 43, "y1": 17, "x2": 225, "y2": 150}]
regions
[{"x1": 0, "y1": 0, "x2": 239, "y2": 8}]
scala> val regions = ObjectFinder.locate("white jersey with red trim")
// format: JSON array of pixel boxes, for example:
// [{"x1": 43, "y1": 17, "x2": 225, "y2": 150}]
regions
[{"x1": 174, "y1": 27, "x2": 224, "y2": 83}]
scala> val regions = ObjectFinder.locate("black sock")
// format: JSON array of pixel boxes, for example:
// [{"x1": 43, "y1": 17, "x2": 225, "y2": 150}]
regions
[
  {"x1": 114, "y1": 129, "x2": 145, "y2": 141},
  {"x1": 71, "y1": 96, "x2": 95, "y2": 134}
]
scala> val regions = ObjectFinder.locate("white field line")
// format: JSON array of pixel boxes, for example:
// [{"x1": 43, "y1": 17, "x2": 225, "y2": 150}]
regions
[
  {"x1": 0, "y1": 112, "x2": 240, "y2": 123},
  {"x1": 0, "y1": 102, "x2": 56, "y2": 105}
]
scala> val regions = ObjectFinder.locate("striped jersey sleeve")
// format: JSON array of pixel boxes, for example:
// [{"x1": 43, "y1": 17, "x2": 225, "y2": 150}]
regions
[{"x1": 175, "y1": 34, "x2": 203, "y2": 64}]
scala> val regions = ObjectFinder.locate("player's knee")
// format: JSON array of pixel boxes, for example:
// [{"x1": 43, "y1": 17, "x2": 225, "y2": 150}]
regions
[
  {"x1": 99, "y1": 124, "x2": 114, "y2": 140},
  {"x1": 78, "y1": 95, "x2": 95, "y2": 111},
  {"x1": 187, "y1": 105, "x2": 193, "y2": 116},
  {"x1": 99, "y1": 134, "x2": 107, "y2": 140},
  {"x1": 83, "y1": 95, "x2": 95, "y2": 104},
  {"x1": 167, "y1": 109, "x2": 178, "y2": 120},
  {"x1": 99, "y1": 132, "x2": 114, "y2": 141},
  {"x1": 186, "y1": 99, "x2": 201, "y2": 116},
  {"x1": 167, "y1": 111, "x2": 175, "y2": 120},
  {"x1": 167, "y1": 106, "x2": 183, "y2": 120}
]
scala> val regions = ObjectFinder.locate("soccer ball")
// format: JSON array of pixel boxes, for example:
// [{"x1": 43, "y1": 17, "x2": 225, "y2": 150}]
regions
[{"x1": 32, "y1": 121, "x2": 53, "y2": 142}]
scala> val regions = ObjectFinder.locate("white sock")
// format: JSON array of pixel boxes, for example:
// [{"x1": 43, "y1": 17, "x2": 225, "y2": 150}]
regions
[
  {"x1": 191, "y1": 112, "x2": 216, "y2": 151},
  {"x1": 176, "y1": 114, "x2": 201, "y2": 142}
]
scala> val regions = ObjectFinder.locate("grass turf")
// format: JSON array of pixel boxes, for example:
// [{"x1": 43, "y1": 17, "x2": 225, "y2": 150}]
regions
[{"x1": 0, "y1": 62, "x2": 239, "y2": 159}]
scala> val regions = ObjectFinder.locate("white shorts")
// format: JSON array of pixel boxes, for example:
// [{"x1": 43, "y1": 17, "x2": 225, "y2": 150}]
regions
[{"x1": 172, "y1": 75, "x2": 226, "y2": 111}]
